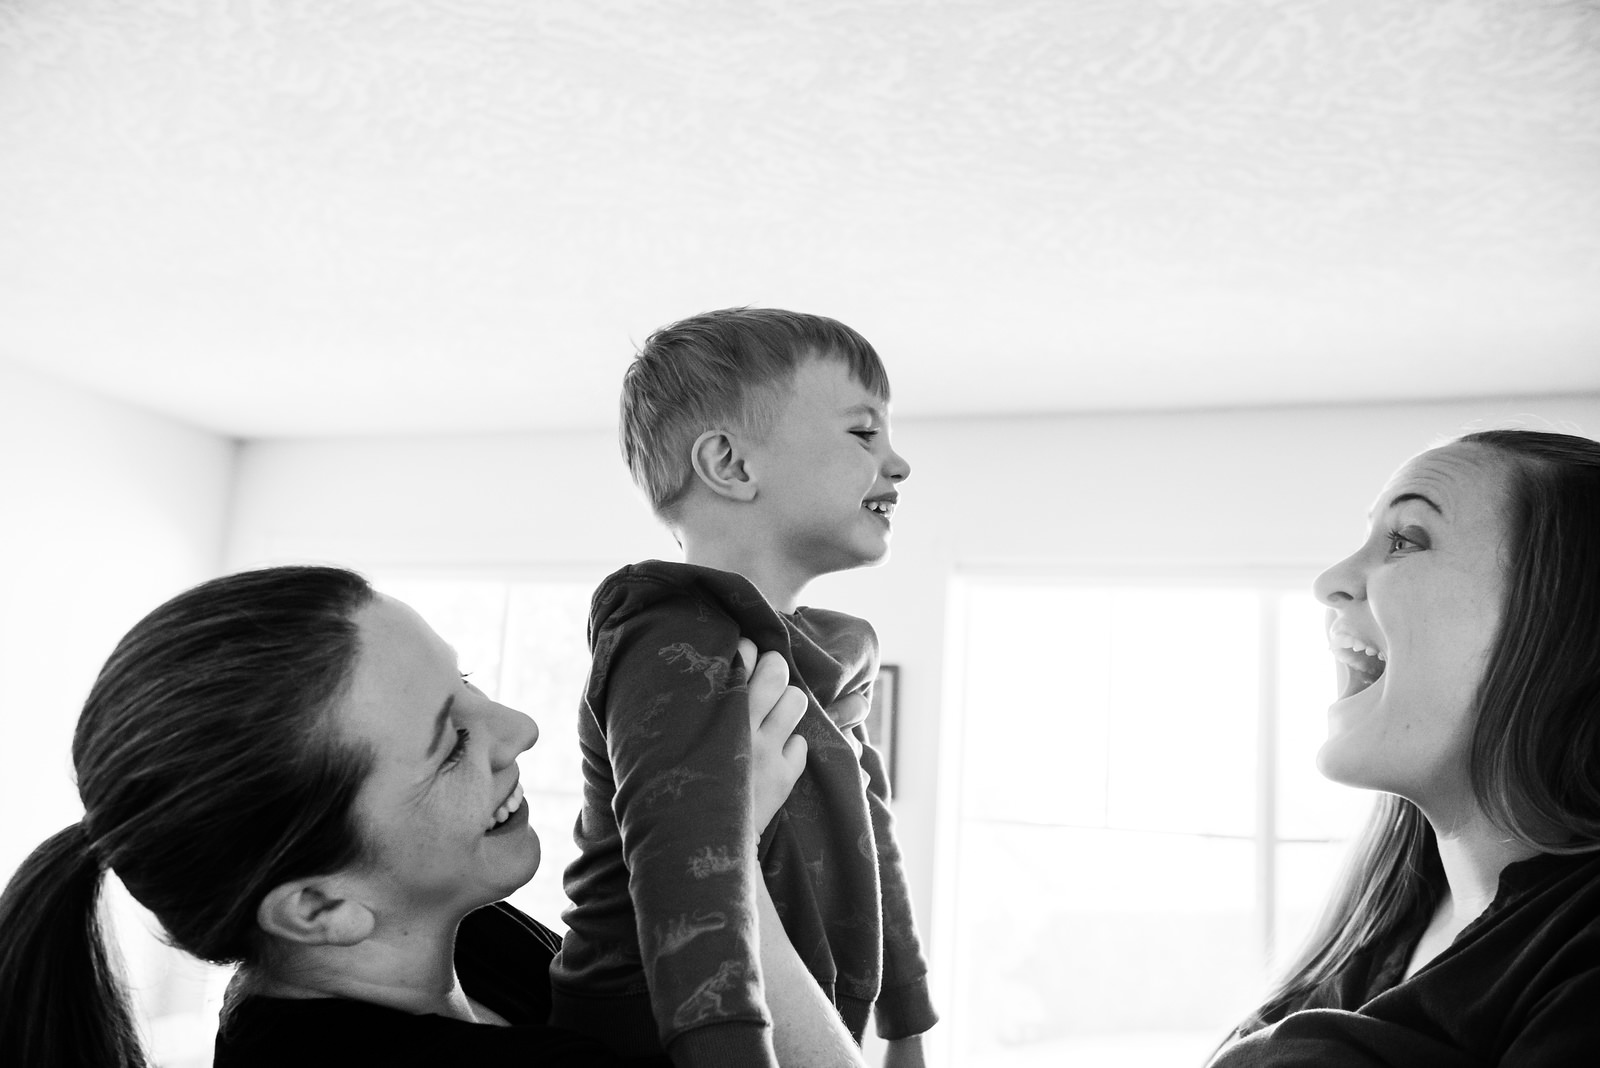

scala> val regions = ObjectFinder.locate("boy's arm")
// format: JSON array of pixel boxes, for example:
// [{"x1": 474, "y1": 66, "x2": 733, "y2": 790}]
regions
[
  {"x1": 857, "y1": 727, "x2": 940, "y2": 1042},
  {"x1": 599, "y1": 603, "x2": 777, "y2": 1067},
  {"x1": 881, "y1": 1034, "x2": 926, "y2": 1068}
]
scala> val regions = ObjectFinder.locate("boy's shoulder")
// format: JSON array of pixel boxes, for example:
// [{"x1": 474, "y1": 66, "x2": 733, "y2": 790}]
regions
[{"x1": 590, "y1": 560, "x2": 778, "y2": 631}]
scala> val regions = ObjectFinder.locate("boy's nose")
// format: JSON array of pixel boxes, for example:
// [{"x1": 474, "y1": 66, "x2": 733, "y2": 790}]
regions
[{"x1": 885, "y1": 447, "x2": 911, "y2": 483}]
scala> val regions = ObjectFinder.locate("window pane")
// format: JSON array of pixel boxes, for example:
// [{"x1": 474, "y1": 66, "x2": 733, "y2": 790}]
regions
[
  {"x1": 959, "y1": 585, "x2": 1113, "y2": 826},
  {"x1": 1105, "y1": 589, "x2": 1258, "y2": 837},
  {"x1": 950, "y1": 580, "x2": 1268, "y2": 1068},
  {"x1": 1273, "y1": 838, "x2": 1366, "y2": 973},
  {"x1": 498, "y1": 581, "x2": 596, "y2": 929},
  {"x1": 952, "y1": 825, "x2": 1255, "y2": 1066},
  {"x1": 1275, "y1": 592, "x2": 1373, "y2": 841}
]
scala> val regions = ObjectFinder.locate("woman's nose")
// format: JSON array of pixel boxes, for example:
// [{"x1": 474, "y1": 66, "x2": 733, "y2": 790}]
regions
[
  {"x1": 1313, "y1": 546, "x2": 1367, "y2": 606},
  {"x1": 491, "y1": 703, "x2": 539, "y2": 763}
]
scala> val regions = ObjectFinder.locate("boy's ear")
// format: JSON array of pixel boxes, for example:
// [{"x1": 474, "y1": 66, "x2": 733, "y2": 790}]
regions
[
  {"x1": 256, "y1": 875, "x2": 377, "y2": 948},
  {"x1": 689, "y1": 429, "x2": 758, "y2": 502}
]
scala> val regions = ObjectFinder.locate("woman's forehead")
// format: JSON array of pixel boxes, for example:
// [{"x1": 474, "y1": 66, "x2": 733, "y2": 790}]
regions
[
  {"x1": 342, "y1": 596, "x2": 453, "y2": 741},
  {"x1": 1376, "y1": 443, "x2": 1512, "y2": 516}
]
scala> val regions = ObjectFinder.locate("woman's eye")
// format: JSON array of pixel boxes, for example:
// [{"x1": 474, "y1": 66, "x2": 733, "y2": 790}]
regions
[
  {"x1": 443, "y1": 727, "x2": 470, "y2": 767},
  {"x1": 1385, "y1": 527, "x2": 1426, "y2": 553}
]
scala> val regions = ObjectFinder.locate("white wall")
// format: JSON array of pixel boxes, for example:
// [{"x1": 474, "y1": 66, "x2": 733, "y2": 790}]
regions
[
  {"x1": 226, "y1": 391, "x2": 1600, "y2": 1010},
  {"x1": 0, "y1": 361, "x2": 235, "y2": 882}
]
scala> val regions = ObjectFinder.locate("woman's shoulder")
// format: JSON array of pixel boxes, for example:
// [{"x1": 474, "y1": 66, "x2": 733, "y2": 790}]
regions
[
  {"x1": 215, "y1": 904, "x2": 618, "y2": 1068},
  {"x1": 214, "y1": 993, "x2": 620, "y2": 1067},
  {"x1": 457, "y1": 900, "x2": 563, "y2": 1023}
]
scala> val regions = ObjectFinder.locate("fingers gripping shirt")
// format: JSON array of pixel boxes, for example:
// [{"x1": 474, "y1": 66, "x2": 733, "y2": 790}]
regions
[{"x1": 550, "y1": 562, "x2": 937, "y2": 1064}]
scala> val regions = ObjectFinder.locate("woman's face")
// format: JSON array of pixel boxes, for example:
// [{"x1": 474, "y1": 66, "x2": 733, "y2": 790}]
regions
[
  {"x1": 337, "y1": 594, "x2": 541, "y2": 921},
  {"x1": 1311, "y1": 443, "x2": 1514, "y2": 818}
]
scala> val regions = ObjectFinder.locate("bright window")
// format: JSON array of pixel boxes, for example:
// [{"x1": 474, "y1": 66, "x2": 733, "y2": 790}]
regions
[{"x1": 940, "y1": 576, "x2": 1372, "y2": 1067}]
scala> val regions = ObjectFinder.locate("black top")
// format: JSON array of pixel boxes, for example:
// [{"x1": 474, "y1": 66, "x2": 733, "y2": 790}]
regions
[
  {"x1": 214, "y1": 902, "x2": 627, "y2": 1067},
  {"x1": 1212, "y1": 851, "x2": 1600, "y2": 1066}
]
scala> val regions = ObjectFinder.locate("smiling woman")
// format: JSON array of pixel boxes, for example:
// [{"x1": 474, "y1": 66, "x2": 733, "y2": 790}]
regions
[
  {"x1": 0, "y1": 566, "x2": 864, "y2": 1068},
  {"x1": 1210, "y1": 429, "x2": 1600, "y2": 1066}
]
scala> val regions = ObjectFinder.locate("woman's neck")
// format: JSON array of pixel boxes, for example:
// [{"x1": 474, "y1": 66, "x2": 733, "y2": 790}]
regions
[
  {"x1": 1405, "y1": 808, "x2": 1539, "y2": 978},
  {"x1": 252, "y1": 918, "x2": 487, "y2": 1022}
]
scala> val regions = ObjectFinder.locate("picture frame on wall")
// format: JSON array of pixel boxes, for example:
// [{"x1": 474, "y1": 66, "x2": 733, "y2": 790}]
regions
[{"x1": 866, "y1": 664, "x2": 899, "y2": 784}]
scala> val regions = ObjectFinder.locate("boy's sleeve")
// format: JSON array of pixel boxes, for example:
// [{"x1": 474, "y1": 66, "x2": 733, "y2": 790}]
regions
[
  {"x1": 858, "y1": 727, "x2": 940, "y2": 1040},
  {"x1": 594, "y1": 594, "x2": 780, "y2": 1068}
]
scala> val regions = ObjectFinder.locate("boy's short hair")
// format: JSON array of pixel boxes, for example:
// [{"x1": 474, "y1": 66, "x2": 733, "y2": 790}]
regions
[{"x1": 620, "y1": 307, "x2": 892, "y2": 519}]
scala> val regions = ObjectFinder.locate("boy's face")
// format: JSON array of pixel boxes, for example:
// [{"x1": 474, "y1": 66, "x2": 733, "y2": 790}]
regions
[{"x1": 743, "y1": 355, "x2": 911, "y2": 580}]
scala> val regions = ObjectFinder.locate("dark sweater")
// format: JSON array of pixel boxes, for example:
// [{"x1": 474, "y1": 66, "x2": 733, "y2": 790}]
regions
[
  {"x1": 1212, "y1": 851, "x2": 1600, "y2": 1066},
  {"x1": 549, "y1": 561, "x2": 937, "y2": 1067},
  {"x1": 214, "y1": 902, "x2": 628, "y2": 1067}
]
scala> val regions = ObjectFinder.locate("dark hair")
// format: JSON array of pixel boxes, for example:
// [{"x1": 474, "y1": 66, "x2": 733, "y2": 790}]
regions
[
  {"x1": 1237, "y1": 428, "x2": 1600, "y2": 1035},
  {"x1": 619, "y1": 306, "x2": 891, "y2": 519},
  {"x1": 0, "y1": 565, "x2": 376, "y2": 1068}
]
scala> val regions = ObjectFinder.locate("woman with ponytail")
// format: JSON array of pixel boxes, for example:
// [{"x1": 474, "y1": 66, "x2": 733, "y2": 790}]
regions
[
  {"x1": 1212, "y1": 429, "x2": 1600, "y2": 1066},
  {"x1": 0, "y1": 566, "x2": 861, "y2": 1068}
]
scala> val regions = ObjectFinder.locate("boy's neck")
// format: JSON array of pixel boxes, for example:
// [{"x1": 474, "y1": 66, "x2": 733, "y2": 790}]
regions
[{"x1": 682, "y1": 537, "x2": 812, "y2": 614}]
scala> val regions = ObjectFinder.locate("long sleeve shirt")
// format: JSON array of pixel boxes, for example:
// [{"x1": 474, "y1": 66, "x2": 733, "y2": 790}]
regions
[
  {"x1": 549, "y1": 561, "x2": 937, "y2": 1067},
  {"x1": 1210, "y1": 850, "x2": 1600, "y2": 1066}
]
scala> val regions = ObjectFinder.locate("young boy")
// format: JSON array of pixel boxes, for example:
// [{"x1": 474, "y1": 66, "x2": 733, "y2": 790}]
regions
[{"x1": 550, "y1": 308, "x2": 936, "y2": 1066}]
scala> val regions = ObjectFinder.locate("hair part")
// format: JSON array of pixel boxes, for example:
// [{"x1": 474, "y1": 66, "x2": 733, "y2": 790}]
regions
[
  {"x1": 1234, "y1": 428, "x2": 1600, "y2": 1040},
  {"x1": 0, "y1": 565, "x2": 376, "y2": 1068},
  {"x1": 619, "y1": 306, "x2": 891, "y2": 521}
]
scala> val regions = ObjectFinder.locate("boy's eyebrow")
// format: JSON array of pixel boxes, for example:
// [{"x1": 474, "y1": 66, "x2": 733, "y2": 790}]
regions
[{"x1": 842, "y1": 402, "x2": 886, "y2": 420}]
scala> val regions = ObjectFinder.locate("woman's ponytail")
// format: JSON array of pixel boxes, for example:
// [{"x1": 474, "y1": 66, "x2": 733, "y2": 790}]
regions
[
  {"x1": 0, "y1": 822, "x2": 144, "y2": 1068},
  {"x1": 0, "y1": 565, "x2": 375, "y2": 1066}
]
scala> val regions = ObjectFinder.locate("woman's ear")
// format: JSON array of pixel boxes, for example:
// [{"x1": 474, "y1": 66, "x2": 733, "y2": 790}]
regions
[
  {"x1": 256, "y1": 876, "x2": 376, "y2": 948},
  {"x1": 689, "y1": 429, "x2": 758, "y2": 502}
]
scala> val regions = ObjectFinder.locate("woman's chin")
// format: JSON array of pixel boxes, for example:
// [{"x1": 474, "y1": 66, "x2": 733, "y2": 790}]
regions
[{"x1": 1314, "y1": 723, "x2": 1381, "y2": 790}]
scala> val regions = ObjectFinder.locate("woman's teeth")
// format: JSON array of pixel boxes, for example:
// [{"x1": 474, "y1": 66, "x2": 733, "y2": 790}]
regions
[
  {"x1": 488, "y1": 780, "x2": 524, "y2": 830},
  {"x1": 1330, "y1": 635, "x2": 1387, "y2": 698}
]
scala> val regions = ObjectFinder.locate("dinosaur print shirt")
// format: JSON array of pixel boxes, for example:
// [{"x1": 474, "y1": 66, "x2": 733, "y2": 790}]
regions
[{"x1": 549, "y1": 561, "x2": 937, "y2": 1067}]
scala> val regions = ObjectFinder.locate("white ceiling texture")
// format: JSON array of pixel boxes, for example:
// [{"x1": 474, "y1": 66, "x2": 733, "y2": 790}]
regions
[{"x1": 1, "y1": 0, "x2": 1597, "y2": 438}]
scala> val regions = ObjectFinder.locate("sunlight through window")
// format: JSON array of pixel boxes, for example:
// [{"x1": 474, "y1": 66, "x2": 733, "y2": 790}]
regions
[{"x1": 943, "y1": 577, "x2": 1372, "y2": 1067}]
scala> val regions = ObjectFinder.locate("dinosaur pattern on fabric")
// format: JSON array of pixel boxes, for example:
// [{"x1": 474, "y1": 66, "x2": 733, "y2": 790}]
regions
[{"x1": 549, "y1": 561, "x2": 939, "y2": 1063}]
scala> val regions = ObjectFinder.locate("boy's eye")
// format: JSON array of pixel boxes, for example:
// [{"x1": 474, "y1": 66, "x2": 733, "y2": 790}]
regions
[{"x1": 851, "y1": 429, "x2": 879, "y2": 441}]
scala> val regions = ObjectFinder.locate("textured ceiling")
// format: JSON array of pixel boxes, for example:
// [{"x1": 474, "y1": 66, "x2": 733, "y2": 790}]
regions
[{"x1": 1, "y1": 0, "x2": 1598, "y2": 437}]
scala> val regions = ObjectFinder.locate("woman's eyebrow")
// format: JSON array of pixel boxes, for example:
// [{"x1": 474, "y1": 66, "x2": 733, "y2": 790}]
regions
[
  {"x1": 1370, "y1": 491, "x2": 1443, "y2": 521},
  {"x1": 425, "y1": 694, "x2": 456, "y2": 758}
]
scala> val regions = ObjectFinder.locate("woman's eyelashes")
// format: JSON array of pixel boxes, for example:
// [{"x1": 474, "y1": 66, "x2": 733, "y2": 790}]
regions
[
  {"x1": 442, "y1": 727, "x2": 470, "y2": 769},
  {"x1": 1385, "y1": 525, "x2": 1429, "y2": 554}
]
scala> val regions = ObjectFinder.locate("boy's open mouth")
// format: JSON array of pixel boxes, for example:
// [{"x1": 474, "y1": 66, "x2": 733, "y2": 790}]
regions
[
  {"x1": 863, "y1": 496, "x2": 896, "y2": 518},
  {"x1": 1330, "y1": 634, "x2": 1386, "y2": 700}
]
